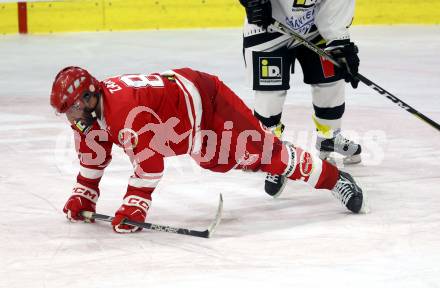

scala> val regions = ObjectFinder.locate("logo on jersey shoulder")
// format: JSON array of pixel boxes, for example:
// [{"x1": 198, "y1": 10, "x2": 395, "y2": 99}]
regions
[
  {"x1": 259, "y1": 57, "x2": 282, "y2": 86},
  {"x1": 118, "y1": 128, "x2": 139, "y2": 149},
  {"x1": 293, "y1": 0, "x2": 317, "y2": 8}
]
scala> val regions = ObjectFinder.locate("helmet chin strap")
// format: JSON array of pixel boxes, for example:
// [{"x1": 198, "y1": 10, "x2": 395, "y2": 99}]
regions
[
  {"x1": 74, "y1": 119, "x2": 92, "y2": 134},
  {"x1": 75, "y1": 92, "x2": 101, "y2": 134},
  {"x1": 74, "y1": 107, "x2": 98, "y2": 135}
]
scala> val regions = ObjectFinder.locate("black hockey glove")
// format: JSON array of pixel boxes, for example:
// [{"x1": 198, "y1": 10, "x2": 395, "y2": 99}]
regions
[
  {"x1": 239, "y1": 0, "x2": 272, "y2": 29},
  {"x1": 325, "y1": 39, "x2": 360, "y2": 89}
]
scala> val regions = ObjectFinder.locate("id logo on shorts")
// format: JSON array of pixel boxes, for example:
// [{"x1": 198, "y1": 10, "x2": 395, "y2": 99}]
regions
[{"x1": 259, "y1": 57, "x2": 282, "y2": 86}]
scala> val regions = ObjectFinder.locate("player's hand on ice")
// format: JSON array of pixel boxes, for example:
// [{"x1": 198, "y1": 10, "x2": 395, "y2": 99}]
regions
[
  {"x1": 325, "y1": 39, "x2": 360, "y2": 88},
  {"x1": 112, "y1": 195, "x2": 151, "y2": 233},
  {"x1": 63, "y1": 184, "x2": 99, "y2": 222},
  {"x1": 239, "y1": 0, "x2": 273, "y2": 29}
]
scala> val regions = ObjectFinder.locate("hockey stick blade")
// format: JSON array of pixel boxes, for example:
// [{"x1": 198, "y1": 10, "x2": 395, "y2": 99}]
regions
[
  {"x1": 271, "y1": 21, "x2": 440, "y2": 132},
  {"x1": 80, "y1": 193, "x2": 223, "y2": 238}
]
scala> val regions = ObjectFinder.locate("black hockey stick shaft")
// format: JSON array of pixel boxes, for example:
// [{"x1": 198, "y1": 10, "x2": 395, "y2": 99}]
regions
[
  {"x1": 272, "y1": 21, "x2": 440, "y2": 132},
  {"x1": 355, "y1": 74, "x2": 440, "y2": 131},
  {"x1": 80, "y1": 194, "x2": 223, "y2": 238},
  {"x1": 83, "y1": 212, "x2": 210, "y2": 238}
]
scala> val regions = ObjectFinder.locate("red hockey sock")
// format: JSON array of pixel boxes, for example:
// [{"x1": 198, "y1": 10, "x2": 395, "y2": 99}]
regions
[
  {"x1": 286, "y1": 146, "x2": 339, "y2": 190},
  {"x1": 314, "y1": 160, "x2": 339, "y2": 190}
]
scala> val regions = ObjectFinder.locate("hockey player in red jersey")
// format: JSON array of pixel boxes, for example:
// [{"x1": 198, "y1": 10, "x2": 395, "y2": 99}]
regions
[{"x1": 50, "y1": 66, "x2": 366, "y2": 233}]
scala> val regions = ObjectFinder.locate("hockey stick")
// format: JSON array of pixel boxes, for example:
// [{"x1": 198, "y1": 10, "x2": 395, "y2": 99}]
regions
[
  {"x1": 81, "y1": 193, "x2": 223, "y2": 238},
  {"x1": 271, "y1": 21, "x2": 440, "y2": 132}
]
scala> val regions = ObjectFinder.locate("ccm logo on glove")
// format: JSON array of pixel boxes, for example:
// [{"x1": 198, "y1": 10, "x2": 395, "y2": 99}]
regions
[
  {"x1": 123, "y1": 195, "x2": 151, "y2": 213},
  {"x1": 72, "y1": 186, "x2": 99, "y2": 202}
]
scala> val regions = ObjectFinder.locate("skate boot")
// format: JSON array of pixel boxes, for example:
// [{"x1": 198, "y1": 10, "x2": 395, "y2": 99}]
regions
[
  {"x1": 265, "y1": 173, "x2": 287, "y2": 198},
  {"x1": 316, "y1": 130, "x2": 362, "y2": 165},
  {"x1": 264, "y1": 123, "x2": 286, "y2": 198},
  {"x1": 331, "y1": 171, "x2": 366, "y2": 213}
]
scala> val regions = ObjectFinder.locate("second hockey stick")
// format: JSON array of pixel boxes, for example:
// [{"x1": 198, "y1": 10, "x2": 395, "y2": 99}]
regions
[
  {"x1": 271, "y1": 21, "x2": 440, "y2": 132},
  {"x1": 81, "y1": 194, "x2": 223, "y2": 238}
]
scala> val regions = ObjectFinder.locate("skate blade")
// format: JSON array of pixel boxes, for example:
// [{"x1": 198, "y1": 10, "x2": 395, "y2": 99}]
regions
[
  {"x1": 343, "y1": 154, "x2": 362, "y2": 165},
  {"x1": 319, "y1": 152, "x2": 362, "y2": 166}
]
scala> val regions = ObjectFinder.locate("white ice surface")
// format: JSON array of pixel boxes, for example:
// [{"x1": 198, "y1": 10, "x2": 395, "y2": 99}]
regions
[{"x1": 0, "y1": 26, "x2": 440, "y2": 288}]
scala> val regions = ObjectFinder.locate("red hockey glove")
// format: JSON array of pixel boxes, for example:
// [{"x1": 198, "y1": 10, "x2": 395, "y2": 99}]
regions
[
  {"x1": 112, "y1": 195, "x2": 151, "y2": 233},
  {"x1": 63, "y1": 184, "x2": 99, "y2": 222}
]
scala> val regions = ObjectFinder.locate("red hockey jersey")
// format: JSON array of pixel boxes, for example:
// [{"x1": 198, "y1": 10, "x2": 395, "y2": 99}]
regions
[{"x1": 74, "y1": 68, "x2": 207, "y2": 200}]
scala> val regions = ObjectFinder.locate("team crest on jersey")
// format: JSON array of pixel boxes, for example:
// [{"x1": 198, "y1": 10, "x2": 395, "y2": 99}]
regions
[
  {"x1": 299, "y1": 151, "x2": 313, "y2": 177},
  {"x1": 259, "y1": 57, "x2": 282, "y2": 86},
  {"x1": 293, "y1": 0, "x2": 317, "y2": 8},
  {"x1": 118, "y1": 128, "x2": 139, "y2": 150}
]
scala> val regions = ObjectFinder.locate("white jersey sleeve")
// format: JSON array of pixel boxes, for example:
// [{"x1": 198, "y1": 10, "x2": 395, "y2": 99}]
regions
[{"x1": 314, "y1": 0, "x2": 355, "y2": 42}]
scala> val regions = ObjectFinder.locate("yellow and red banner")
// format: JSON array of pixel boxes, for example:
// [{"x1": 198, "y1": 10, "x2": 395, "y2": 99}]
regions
[{"x1": 0, "y1": 0, "x2": 439, "y2": 35}]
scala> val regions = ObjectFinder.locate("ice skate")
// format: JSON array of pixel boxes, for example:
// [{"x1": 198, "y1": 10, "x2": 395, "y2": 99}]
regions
[
  {"x1": 264, "y1": 123, "x2": 286, "y2": 198},
  {"x1": 331, "y1": 171, "x2": 367, "y2": 213},
  {"x1": 316, "y1": 131, "x2": 362, "y2": 165},
  {"x1": 264, "y1": 173, "x2": 287, "y2": 198}
]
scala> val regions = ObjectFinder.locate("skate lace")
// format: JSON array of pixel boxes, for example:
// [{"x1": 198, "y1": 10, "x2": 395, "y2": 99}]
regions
[
  {"x1": 266, "y1": 174, "x2": 279, "y2": 184},
  {"x1": 332, "y1": 177, "x2": 354, "y2": 206}
]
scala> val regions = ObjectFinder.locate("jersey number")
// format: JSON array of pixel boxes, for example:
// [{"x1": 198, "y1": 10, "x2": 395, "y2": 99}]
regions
[{"x1": 120, "y1": 74, "x2": 164, "y2": 88}]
